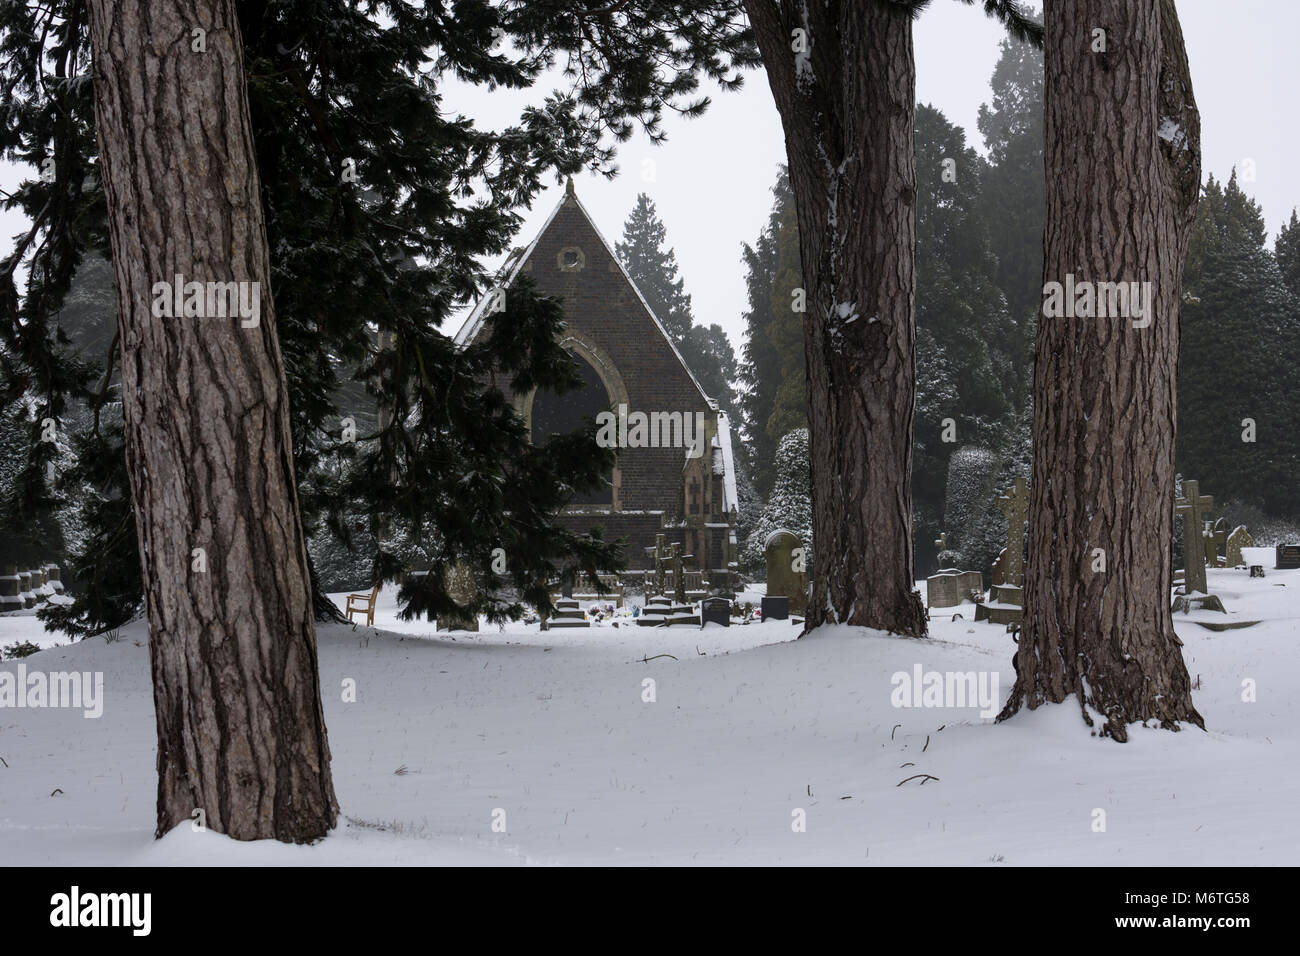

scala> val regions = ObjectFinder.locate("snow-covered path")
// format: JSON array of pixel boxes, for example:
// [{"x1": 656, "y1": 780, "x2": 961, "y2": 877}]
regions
[{"x1": 1, "y1": 569, "x2": 1296, "y2": 865}]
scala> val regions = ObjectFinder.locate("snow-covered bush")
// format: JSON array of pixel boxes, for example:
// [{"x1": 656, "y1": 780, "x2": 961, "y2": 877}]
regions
[{"x1": 741, "y1": 428, "x2": 813, "y2": 578}]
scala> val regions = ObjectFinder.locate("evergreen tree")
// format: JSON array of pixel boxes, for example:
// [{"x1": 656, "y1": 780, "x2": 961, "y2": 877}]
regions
[
  {"x1": 912, "y1": 103, "x2": 1017, "y2": 571},
  {"x1": 1179, "y1": 174, "x2": 1300, "y2": 518},
  {"x1": 977, "y1": 20, "x2": 1044, "y2": 399},
  {"x1": 616, "y1": 194, "x2": 695, "y2": 341},
  {"x1": 741, "y1": 427, "x2": 812, "y2": 575},
  {"x1": 1, "y1": 0, "x2": 759, "y2": 633},
  {"x1": 762, "y1": 193, "x2": 806, "y2": 444},
  {"x1": 737, "y1": 168, "x2": 797, "y2": 496},
  {"x1": 616, "y1": 193, "x2": 738, "y2": 415},
  {"x1": 1276, "y1": 209, "x2": 1300, "y2": 300}
]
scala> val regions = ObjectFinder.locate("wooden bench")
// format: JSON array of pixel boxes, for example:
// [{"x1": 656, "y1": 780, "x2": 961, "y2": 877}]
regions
[{"x1": 346, "y1": 583, "x2": 379, "y2": 626}]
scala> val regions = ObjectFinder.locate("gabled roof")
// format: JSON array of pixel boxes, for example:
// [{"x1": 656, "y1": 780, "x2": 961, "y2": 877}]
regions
[{"x1": 454, "y1": 180, "x2": 718, "y2": 410}]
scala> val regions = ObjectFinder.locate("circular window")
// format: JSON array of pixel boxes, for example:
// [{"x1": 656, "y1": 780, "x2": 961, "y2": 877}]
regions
[{"x1": 557, "y1": 246, "x2": 585, "y2": 272}]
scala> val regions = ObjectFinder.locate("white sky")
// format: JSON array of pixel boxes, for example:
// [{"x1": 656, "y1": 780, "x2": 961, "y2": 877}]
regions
[{"x1": 3, "y1": 0, "x2": 1296, "y2": 355}]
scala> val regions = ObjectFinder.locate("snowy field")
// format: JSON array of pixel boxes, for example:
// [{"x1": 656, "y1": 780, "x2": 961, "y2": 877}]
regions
[{"x1": 1, "y1": 568, "x2": 1297, "y2": 866}]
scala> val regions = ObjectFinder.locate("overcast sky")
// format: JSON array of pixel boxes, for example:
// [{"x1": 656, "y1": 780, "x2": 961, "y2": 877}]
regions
[{"x1": 3, "y1": 1, "x2": 1296, "y2": 356}]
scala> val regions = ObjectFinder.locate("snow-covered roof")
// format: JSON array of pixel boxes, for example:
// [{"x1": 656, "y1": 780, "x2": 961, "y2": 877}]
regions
[
  {"x1": 454, "y1": 181, "x2": 718, "y2": 410},
  {"x1": 715, "y1": 412, "x2": 738, "y2": 514}
]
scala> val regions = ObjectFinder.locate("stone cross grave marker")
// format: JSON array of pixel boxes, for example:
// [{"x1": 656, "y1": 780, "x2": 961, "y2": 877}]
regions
[
  {"x1": 1176, "y1": 480, "x2": 1214, "y2": 594},
  {"x1": 654, "y1": 533, "x2": 669, "y2": 596},
  {"x1": 995, "y1": 477, "x2": 1029, "y2": 587},
  {"x1": 670, "y1": 542, "x2": 687, "y2": 605}
]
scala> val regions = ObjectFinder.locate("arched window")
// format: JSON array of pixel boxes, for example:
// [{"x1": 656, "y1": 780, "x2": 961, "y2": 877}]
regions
[{"x1": 530, "y1": 349, "x2": 615, "y2": 505}]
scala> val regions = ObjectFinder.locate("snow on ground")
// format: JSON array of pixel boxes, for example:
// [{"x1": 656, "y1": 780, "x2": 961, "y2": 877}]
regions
[{"x1": 1, "y1": 568, "x2": 1297, "y2": 865}]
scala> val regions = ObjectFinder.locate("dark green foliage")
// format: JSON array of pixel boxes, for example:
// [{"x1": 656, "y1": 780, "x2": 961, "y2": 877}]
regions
[
  {"x1": 1276, "y1": 210, "x2": 1300, "y2": 300},
  {"x1": 1, "y1": 640, "x2": 42, "y2": 660},
  {"x1": 762, "y1": 194, "x2": 806, "y2": 445},
  {"x1": 1, "y1": 0, "x2": 758, "y2": 633},
  {"x1": 976, "y1": 24, "x2": 1043, "y2": 402},
  {"x1": 737, "y1": 168, "x2": 796, "y2": 497},
  {"x1": 741, "y1": 427, "x2": 812, "y2": 577},
  {"x1": 1178, "y1": 174, "x2": 1300, "y2": 519},
  {"x1": 913, "y1": 103, "x2": 1020, "y2": 572},
  {"x1": 616, "y1": 194, "x2": 738, "y2": 415}
]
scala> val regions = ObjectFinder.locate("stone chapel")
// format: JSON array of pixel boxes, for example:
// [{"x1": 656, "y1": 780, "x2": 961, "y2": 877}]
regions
[{"x1": 455, "y1": 180, "x2": 739, "y2": 582}]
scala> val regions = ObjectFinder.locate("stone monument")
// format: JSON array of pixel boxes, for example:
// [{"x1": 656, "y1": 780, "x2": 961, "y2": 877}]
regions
[
  {"x1": 1175, "y1": 480, "x2": 1214, "y2": 594},
  {"x1": 764, "y1": 528, "x2": 808, "y2": 616}
]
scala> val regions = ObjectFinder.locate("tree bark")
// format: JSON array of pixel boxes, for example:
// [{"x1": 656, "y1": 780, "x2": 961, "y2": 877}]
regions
[
  {"x1": 87, "y1": 0, "x2": 339, "y2": 838},
  {"x1": 744, "y1": 0, "x2": 926, "y2": 637},
  {"x1": 1000, "y1": 0, "x2": 1203, "y2": 739}
]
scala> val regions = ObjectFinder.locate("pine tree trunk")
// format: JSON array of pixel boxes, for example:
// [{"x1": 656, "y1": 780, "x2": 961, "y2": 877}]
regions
[
  {"x1": 744, "y1": 0, "x2": 926, "y2": 637},
  {"x1": 87, "y1": 0, "x2": 339, "y2": 838},
  {"x1": 1000, "y1": 0, "x2": 1203, "y2": 739}
]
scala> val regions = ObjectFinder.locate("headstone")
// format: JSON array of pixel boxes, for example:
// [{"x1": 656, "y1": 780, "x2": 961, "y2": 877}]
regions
[
  {"x1": 934, "y1": 531, "x2": 947, "y2": 552},
  {"x1": 1225, "y1": 526, "x2": 1254, "y2": 568},
  {"x1": 990, "y1": 548, "x2": 1007, "y2": 587},
  {"x1": 0, "y1": 565, "x2": 22, "y2": 612},
  {"x1": 43, "y1": 563, "x2": 64, "y2": 595},
  {"x1": 995, "y1": 477, "x2": 1029, "y2": 587},
  {"x1": 926, "y1": 572, "x2": 963, "y2": 609},
  {"x1": 1175, "y1": 480, "x2": 1213, "y2": 594},
  {"x1": 31, "y1": 567, "x2": 51, "y2": 602},
  {"x1": 18, "y1": 570, "x2": 35, "y2": 608},
  {"x1": 548, "y1": 597, "x2": 590, "y2": 628},
  {"x1": 931, "y1": 568, "x2": 985, "y2": 606},
  {"x1": 437, "y1": 560, "x2": 479, "y2": 632},
  {"x1": 1277, "y1": 544, "x2": 1300, "y2": 570},
  {"x1": 760, "y1": 595, "x2": 789, "y2": 621},
  {"x1": 764, "y1": 528, "x2": 808, "y2": 616},
  {"x1": 637, "y1": 594, "x2": 698, "y2": 626},
  {"x1": 701, "y1": 596, "x2": 731, "y2": 628}
]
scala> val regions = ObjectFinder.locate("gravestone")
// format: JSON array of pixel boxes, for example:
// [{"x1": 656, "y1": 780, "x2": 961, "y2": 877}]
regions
[
  {"x1": 1277, "y1": 544, "x2": 1300, "y2": 570},
  {"x1": 43, "y1": 563, "x2": 64, "y2": 595},
  {"x1": 761, "y1": 595, "x2": 789, "y2": 621},
  {"x1": 548, "y1": 597, "x2": 590, "y2": 628},
  {"x1": 926, "y1": 572, "x2": 963, "y2": 609},
  {"x1": 995, "y1": 477, "x2": 1029, "y2": 587},
  {"x1": 18, "y1": 570, "x2": 35, "y2": 608},
  {"x1": 1175, "y1": 480, "x2": 1213, "y2": 594},
  {"x1": 437, "y1": 561, "x2": 479, "y2": 632},
  {"x1": 975, "y1": 480, "x2": 1028, "y2": 626},
  {"x1": 701, "y1": 596, "x2": 731, "y2": 628},
  {"x1": 0, "y1": 565, "x2": 22, "y2": 612},
  {"x1": 637, "y1": 594, "x2": 698, "y2": 626},
  {"x1": 926, "y1": 570, "x2": 983, "y2": 610},
  {"x1": 1225, "y1": 526, "x2": 1254, "y2": 568},
  {"x1": 764, "y1": 528, "x2": 808, "y2": 616}
]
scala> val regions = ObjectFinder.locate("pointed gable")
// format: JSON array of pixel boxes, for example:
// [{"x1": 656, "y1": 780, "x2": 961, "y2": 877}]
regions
[
  {"x1": 454, "y1": 181, "x2": 738, "y2": 578},
  {"x1": 456, "y1": 182, "x2": 716, "y2": 411}
]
